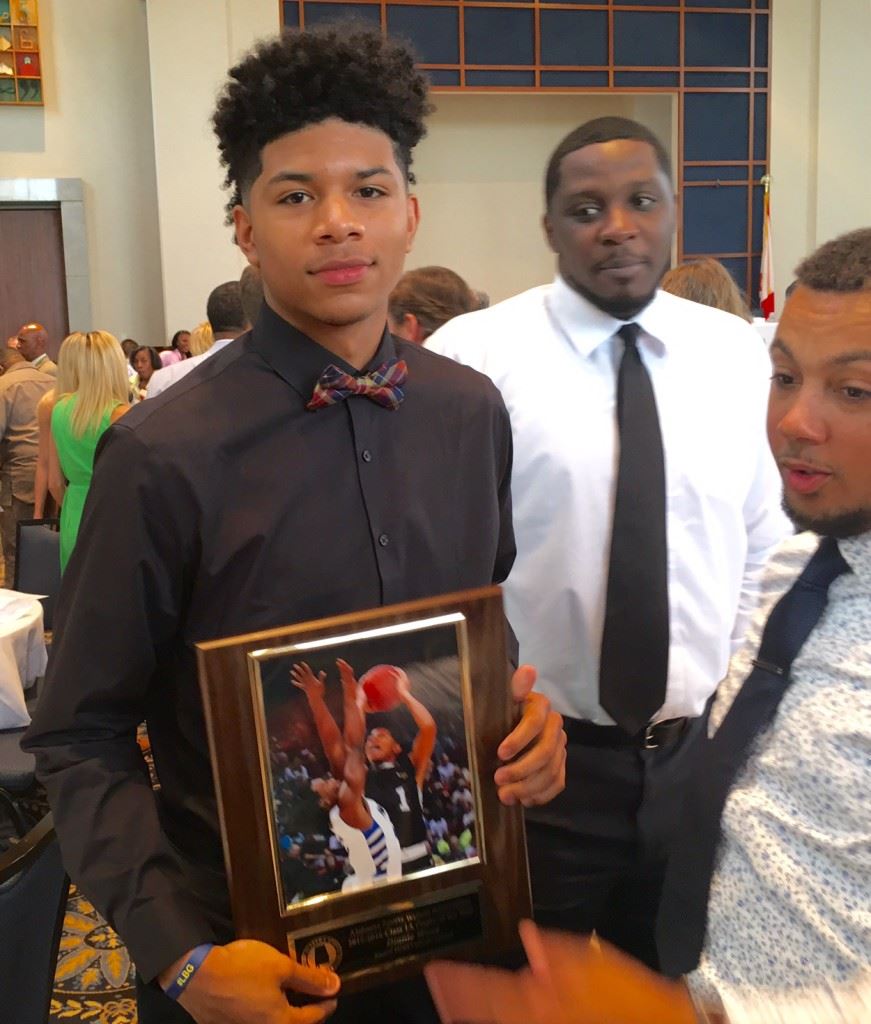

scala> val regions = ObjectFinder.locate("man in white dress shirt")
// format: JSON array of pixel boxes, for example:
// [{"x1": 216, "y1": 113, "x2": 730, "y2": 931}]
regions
[
  {"x1": 426, "y1": 117, "x2": 789, "y2": 967},
  {"x1": 146, "y1": 279, "x2": 251, "y2": 399}
]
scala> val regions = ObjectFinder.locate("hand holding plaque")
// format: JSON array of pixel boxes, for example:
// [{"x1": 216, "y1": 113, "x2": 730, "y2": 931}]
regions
[
  {"x1": 197, "y1": 587, "x2": 537, "y2": 992},
  {"x1": 160, "y1": 938, "x2": 340, "y2": 1024},
  {"x1": 496, "y1": 664, "x2": 567, "y2": 808}
]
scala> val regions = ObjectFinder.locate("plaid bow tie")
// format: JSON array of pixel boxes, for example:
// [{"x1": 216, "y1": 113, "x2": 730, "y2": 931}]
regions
[{"x1": 306, "y1": 358, "x2": 408, "y2": 411}]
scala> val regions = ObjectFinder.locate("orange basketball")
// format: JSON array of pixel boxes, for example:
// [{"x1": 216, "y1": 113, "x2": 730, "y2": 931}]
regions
[{"x1": 360, "y1": 664, "x2": 402, "y2": 712}]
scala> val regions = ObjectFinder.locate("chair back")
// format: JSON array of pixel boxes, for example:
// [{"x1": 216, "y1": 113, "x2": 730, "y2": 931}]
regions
[
  {"x1": 13, "y1": 519, "x2": 61, "y2": 631},
  {"x1": 0, "y1": 813, "x2": 69, "y2": 1024},
  {"x1": 0, "y1": 691, "x2": 39, "y2": 801}
]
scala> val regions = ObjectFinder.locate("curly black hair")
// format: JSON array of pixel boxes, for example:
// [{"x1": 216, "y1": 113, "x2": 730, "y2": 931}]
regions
[{"x1": 212, "y1": 23, "x2": 432, "y2": 222}]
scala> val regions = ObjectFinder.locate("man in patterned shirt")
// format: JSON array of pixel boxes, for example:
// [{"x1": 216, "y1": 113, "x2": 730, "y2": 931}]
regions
[{"x1": 425, "y1": 228, "x2": 871, "y2": 1023}]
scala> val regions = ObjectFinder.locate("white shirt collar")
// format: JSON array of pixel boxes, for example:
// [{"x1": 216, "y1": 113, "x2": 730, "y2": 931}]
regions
[{"x1": 545, "y1": 274, "x2": 669, "y2": 359}]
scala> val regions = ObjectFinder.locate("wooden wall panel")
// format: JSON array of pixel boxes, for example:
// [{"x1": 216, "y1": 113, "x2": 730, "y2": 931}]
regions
[{"x1": 0, "y1": 206, "x2": 69, "y2": 356}]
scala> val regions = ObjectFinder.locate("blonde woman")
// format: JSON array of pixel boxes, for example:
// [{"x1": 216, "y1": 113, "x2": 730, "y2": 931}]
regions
[
  {"x1": 33, "y1": 337, "x2": 82, "y2": 518},
  {"x1": 187, "y1": 320, "x2": 215, "y2": 357},
  {"x1": 48, "y1": 331, "x2": 130, "y2": 571}
]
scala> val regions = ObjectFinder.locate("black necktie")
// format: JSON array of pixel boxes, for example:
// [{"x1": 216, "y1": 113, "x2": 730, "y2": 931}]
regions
[
  {"x1": 656, "y1": 535, "x2": 851, "y2": 977},
  {"x1": 599, "y1": 323, "x2": 669, "y2": 735}
]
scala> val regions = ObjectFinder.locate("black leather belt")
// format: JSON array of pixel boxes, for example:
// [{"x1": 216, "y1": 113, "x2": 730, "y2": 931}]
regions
[{"x1": 563, "y1": 716, "x2": 691, "y2": 750}]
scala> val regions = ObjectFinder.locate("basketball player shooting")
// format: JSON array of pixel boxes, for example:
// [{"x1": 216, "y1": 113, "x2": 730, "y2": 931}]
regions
[
  {"x1": 291, "y1": 659, "x2": 401, "y2": 891},
  {"x1": 359, "y1": 664, "x2": 437, "y2": 875}
]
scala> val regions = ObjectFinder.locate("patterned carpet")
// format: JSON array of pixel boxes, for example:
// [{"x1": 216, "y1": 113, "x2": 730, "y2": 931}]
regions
[
  {"x1": 46, "y1": 726, "x2": 158, "y2": 1022},
  {"x1": 50, "y1": 885, "x2": 137, "y2": 1024}
]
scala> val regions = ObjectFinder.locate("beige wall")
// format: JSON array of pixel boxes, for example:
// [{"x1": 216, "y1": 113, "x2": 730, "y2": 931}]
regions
[
  {"x1": 770, "y1": 0, "x2": 819, "y2": 311},
  {"x1": 145, "y1": 0, "x2": 277, "y2": 335},
  {"x1": 815, "y1": 0, "x2": 871, "y2": 242},
  {"x1": 771, "y1": 0, "x2": 871, "y2": 312},
  {"x1": 0, "y1": 0, "x2": 164, "y2": 345}
]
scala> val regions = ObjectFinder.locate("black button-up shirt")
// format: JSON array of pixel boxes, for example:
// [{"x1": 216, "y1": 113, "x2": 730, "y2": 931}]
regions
[{"x1": 24, "y1": 303, "x2": 515, "y2": 983}]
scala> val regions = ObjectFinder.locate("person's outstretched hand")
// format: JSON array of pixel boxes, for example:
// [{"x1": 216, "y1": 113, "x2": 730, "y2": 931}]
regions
[{"x1": 425, "y1": 923, "x2": 699, "y2": 1024}]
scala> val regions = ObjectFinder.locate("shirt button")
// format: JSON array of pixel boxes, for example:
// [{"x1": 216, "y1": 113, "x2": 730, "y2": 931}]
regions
[
  {"x1": 378, "y1": 533, "x2": 389, "y2": 547},
  {"x1": 361, "y1": 449, "x2": 372, "y2": 463}
]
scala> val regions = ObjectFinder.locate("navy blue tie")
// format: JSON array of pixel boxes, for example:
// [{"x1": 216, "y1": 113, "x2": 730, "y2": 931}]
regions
[{"x1": 656, "y1": 535, "x2": 851, "y2": 977}]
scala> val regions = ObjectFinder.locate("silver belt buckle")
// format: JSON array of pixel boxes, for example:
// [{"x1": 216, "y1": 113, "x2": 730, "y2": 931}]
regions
[{"x1": 643, "y1": 723, "x2": 659, "y2": 749}]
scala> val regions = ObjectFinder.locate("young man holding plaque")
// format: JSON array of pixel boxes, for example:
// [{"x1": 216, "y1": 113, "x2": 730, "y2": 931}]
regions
[{"x1": 23, "y1": 24, "x2": 565, "y2": 1024}]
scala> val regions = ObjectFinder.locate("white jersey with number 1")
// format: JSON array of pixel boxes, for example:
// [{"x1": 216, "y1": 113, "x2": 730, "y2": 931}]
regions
[{"x1": 329, "y1": 799, "x2": 402, "y2": 890}]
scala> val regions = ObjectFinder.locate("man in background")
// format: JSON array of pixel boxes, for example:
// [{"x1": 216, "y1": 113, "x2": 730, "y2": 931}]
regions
[
  {"x1": 238, "y1": 264, "x2": 264, "y2": 328},
  {"x1": 0, "y1": 347, "x2": 53, "y2": 584},
  {"x1": 428, "y1": 116, "x2": 789, "y2": 967},
  {"x1": 16, "y1": 322, "x2": 57, "y2": 377},
  {"x1": 146, "y1": 279, "x2": 251, "y2": 399},
  {"x1": 388, "y1": 266, "x2": 478, "y2": 343}
]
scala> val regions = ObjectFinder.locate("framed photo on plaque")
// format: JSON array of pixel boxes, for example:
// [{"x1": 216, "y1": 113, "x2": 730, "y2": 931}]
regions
[{"x1": 196, "y1": 586, "x2": 531, "y2": 992}]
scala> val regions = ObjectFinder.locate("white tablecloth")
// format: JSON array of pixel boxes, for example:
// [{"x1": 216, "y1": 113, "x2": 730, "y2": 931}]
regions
[{"x1": 0, "y1": 589, "x2": 48, "y2": 729}]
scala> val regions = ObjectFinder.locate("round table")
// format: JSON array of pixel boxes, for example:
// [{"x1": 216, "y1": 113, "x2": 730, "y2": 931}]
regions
[{"x1": 0, "y1": 591, "x2": 48, "y2": 728}]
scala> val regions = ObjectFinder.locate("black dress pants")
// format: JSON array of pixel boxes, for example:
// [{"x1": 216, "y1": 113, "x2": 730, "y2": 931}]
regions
[{"x1": 524, "y1": 719, "x2": 703, "y2": 971}]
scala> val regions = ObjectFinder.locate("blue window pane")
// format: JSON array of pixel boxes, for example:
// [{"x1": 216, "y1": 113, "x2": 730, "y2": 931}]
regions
[
  {"x1": 614, "y1": 71, "x2": 679, "y2": 87},
  {"x1": 755, "y1": 71, "x2": 768, "y2": 87},
  {"x1": 427, "y1": 69, "x2": 460, "y2": 87},
  {"x1": 720, "y1": 258, "x2": 750, "y2": 298},
  {"x1": 756, "y1": 0, "x2": 769, "y2": 9},
  {"x1": 464, "y1": 69, "x2": 535, "y2": 86},
  {"x1": 684, "y1": 165, "x2": 750, "y2": 182},
  {"x1": 684, "y1": 93, "x2": 749, "y2": 161},
  {"x1": 540, "y1": 11, "x2": 607, "y2": 67},
  {"x1": 685, "y1": 13, "x2": 751, "y2": 67},
  {"x1": 464, "y1": 8, "x2": 534, "y2": 66},
  {"x1": 282, "y1": 1, "x2": 299, "y2": 28},
  {"x1": 683, "y1": 185, "x2": 749, "y2": 254},
  {"x1": 387, "y1": 6, "x2": 458, "y2": 65},
  {"x1": 684, "y1": 71, "x2": 750, "y2": 87},
  {"x1": 302, "y1": 2, "x2": 380, "y2": 28},
  {"x1": 614, "y1": 13, "x2": 679, "y2": 67},
  {"x1": 755, "y1": 13, "x2": 769, "y2": 66},
  {"x1": 540, "y1": 70, "x2": 609, "y2": 87},
  {"x1": 753, "y1": 92, "x2": 767, "y2": 161}
]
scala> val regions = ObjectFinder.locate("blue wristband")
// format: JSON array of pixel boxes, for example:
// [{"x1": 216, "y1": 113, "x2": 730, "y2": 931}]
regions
[{"x1": 163, "y1": 943, "x2": 215, "y2": 1002}]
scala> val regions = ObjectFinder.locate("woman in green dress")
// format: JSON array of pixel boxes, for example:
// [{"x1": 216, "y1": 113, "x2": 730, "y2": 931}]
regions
[{"x1": 48, "y1": 331, "x2": 130, "y2": 572}]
